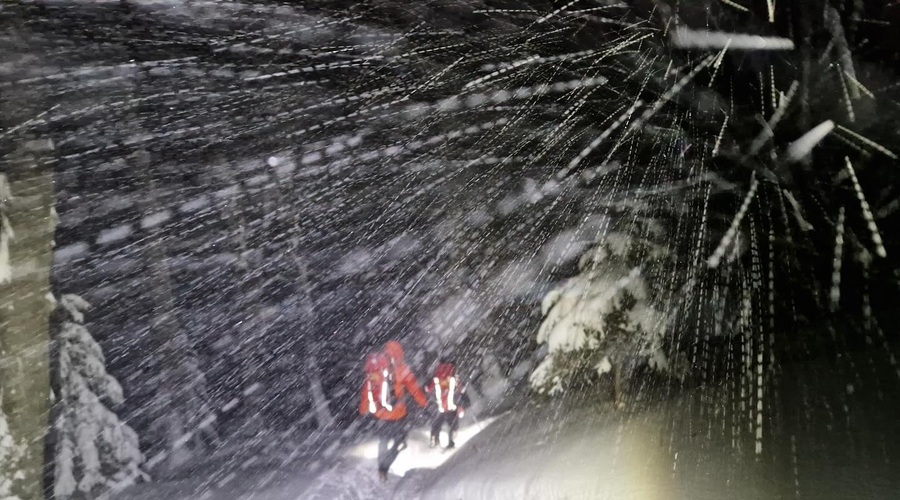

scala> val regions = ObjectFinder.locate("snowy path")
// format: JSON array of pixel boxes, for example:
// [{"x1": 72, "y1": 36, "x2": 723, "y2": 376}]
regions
[
  {"x1": 399, "y1": 380, "x2": 900, "y2": 500},
  {"x1": 119, "y1": 403, "x2": 731, "y2": 500},
  {"x1": 115, "y1": 374, "x2": 900, "y2": 500},
  {"x1": 396, "y1": 403, "x2": 703, "y2": 500},
  {"x1": 395, "y1": 400, "x2": 791, "y2": 500},
  {"x1": 113, "y1": 415, "x2": 498, "y2": 500},
  {"x1": 346, "y1": 414, "x2": 502, "y2": 478}
]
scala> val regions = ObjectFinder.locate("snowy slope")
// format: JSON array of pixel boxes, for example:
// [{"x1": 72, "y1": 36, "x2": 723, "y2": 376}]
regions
[
  {"x1": 397, "y1": 401, "x2": 779, "y2": 500},
  {"x1": 116, "y1": 459, "x2": 386, "y2": 500},
  {"x1": 115, "y1": 421, "x2": 490, "y2": 500},
  {"x1": 397, "y1": 364, "x2": 900, "y2": 500},
  {"x1": 116, "y1": 353, "x2": 900, "y2": 500},
  {"x1": 346, "y1": 415, "x2": 501, "y2": 478}
]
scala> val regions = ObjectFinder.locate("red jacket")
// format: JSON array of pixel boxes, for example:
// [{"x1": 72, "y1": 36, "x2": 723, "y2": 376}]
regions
[{"x1": 358, "y1": 341, "x2": 427, "y2": 421}]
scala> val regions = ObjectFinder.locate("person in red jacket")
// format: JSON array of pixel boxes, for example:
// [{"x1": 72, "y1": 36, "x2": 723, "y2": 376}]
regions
[
  {"x1": 425, "y1": 359, "x2": 466, "y2": 449},
  {"x1": 359, "y1": 340, "x2": 428, "y2": 481}
]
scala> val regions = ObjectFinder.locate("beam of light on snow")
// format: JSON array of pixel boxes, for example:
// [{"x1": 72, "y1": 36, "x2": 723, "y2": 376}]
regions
[
  {"x1": 708, "y1": 38, "x2": 732, "y2": 85},
  {"x1": 719, "y1": 0, "x2": 749, "y2": 12},
  {"x1": 830, "y1": 206, "x2": 845, "y2": 310},
  {"x1": 536, "y1": 0, "x2": 583, "y2": 23},
  {"x1": 347, "y1": 415, "x2": 500, "y2": 477},
  {"x1": 748, "y1": 80, "x2": 799, "y2": 156},
  {"x1": 825, "y1": 5, "x2": 860, "y2": 100},
  {"x1": 464, "y1": 50, "x2": 601, "y2": 89},
  {"x1": 845, "y1": 157, "x2": 887, "y2": 258},
  {"x1": 670, "y1": 28, "x2": 795, "y2": 51},
  {"x1": 707, "y1": 174, "x2": 759, "y2": 269},
  {"x1": 835, "y1": 124, "x2": 898, "y2": 159},
  {"x1": 784, "y1": 120, "x2": 834, "y2": 162},
  {"x1": 711, "y1": 115, "x2": 729, "y2": 156},
  {"x1": 559, "y1": 99, "x2": 642, "y2": 178}
]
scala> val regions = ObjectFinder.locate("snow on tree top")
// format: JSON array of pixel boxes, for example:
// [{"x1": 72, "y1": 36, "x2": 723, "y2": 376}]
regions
[
  {"x1": 536, "y1": 268, "x2": 649, "y2": 353},
  {"x1": 59, "y1": 294, "x2": 91, "y2": 324}
]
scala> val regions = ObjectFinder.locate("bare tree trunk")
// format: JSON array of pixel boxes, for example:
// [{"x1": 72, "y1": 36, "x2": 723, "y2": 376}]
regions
[
  {"x1": 297, "y1": 258, "x2": 334, "y2": 430},
  {"x1": 305, "y1": 354, "x2": 335, "y2": 430},
  {"x1": 217, "y1": 162, "x2": 271, "y2": 435},
  {"x1": 0, "y1": 139, "x2": 57, "y2": 500},
  {"x1": 133, "y1": 151, "x2": 218, "y2": 475}
]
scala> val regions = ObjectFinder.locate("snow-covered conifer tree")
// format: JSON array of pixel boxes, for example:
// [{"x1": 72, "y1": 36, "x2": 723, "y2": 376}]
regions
[
  {"x1": 530, "y1": 227, "x2": 671, "y2": 403},
  {"x1": 52, "y1": 294, "x2": 147, "y2": 500},
  {"x1": 0, "y1": 398, "x2": 25, "y2": 500}
]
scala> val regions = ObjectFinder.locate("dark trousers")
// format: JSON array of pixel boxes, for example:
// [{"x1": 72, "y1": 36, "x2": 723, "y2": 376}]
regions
[
  {"x1": 376, "y1": 420, "x2": 407, "y2": 473},
  {"x1": 430, "y1": 411, "x2": 459, "y2": 443}
]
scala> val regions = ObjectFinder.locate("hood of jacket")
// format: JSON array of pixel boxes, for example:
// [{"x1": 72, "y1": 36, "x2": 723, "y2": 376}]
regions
[{"x1": 384, "y1": 340, "x2": 404, "y2": 362}]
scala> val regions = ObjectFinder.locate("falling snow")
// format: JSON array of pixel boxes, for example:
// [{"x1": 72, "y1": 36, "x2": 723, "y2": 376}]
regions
[{"x1": 1, "y1": 1, "x2": 899, "y2": 499}]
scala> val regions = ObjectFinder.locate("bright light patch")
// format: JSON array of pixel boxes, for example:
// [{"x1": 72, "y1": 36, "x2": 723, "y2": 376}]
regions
[{"x1": 347, "y1": 415, "x2": 501, "y2": 477}]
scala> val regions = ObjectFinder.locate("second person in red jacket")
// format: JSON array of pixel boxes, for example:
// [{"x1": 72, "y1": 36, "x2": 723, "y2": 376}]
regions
[{"x1": 426, "y1": 359, "x2": 466, "y2": 449}]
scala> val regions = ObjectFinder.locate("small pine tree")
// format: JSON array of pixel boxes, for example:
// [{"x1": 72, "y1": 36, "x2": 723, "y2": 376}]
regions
[
  {"x1": 52, "y1": 294, "x2": 147, "y2": 499},
  {"x1": 530, "y1": 228, "x2": 671, "y2": 402}
]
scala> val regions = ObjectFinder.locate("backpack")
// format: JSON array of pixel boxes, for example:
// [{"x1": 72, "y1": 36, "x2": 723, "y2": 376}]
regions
[{"x1": 363, "y1": 353, "x2": 395, "y2": 414}]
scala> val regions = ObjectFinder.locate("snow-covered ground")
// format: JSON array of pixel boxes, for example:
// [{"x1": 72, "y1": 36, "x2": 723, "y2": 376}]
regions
[
  {"x1": 116, "y1": 400, "x2": 771, "y2": 500},
  {"x1": 346, "y1": 415, "x2": 502, "y2": 478},
  {"x1": 115, "y1": 455, "x2": 388, "y2": 500},
  {"x1": 396, "y1": 401, "x2": 777, "y2": 500},
  {"x1": 116, "y1": 361, "x2": 900, "y2": 500},
  {"x1": 113, "y1": 414, "x2": 498, "y2": 500},
  {"x1": 399, "y1": 356, "x2": 900, "y2": 500}
]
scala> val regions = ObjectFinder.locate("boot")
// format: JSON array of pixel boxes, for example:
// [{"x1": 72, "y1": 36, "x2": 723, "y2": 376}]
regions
[
  {"x1": 378, "y1": 469, "x2": 388, "y2": 482},
  {"x1": 430, "y1": 435, "x2": 438, "y2": 448},
  {"x1": 446, "y1": 438, "x2": 455, "y2": 449}
]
